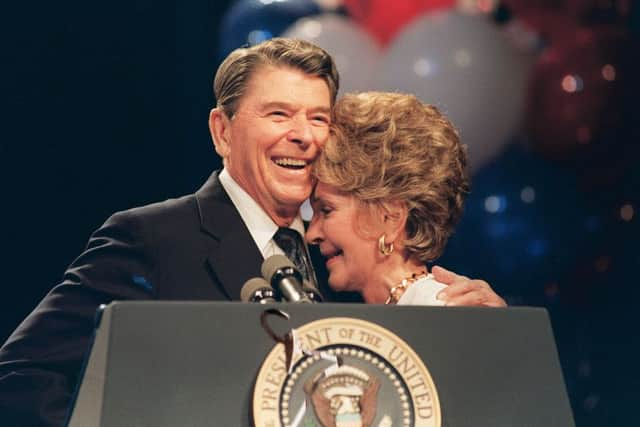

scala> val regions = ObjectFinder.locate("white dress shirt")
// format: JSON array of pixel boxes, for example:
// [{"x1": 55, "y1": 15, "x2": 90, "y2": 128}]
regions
[{"x1": 218, "y1": 169, "x2": 306, "y2": 259}]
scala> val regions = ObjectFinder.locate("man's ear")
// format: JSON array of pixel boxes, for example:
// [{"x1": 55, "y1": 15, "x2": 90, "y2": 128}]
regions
[
  {"x1": 209, "y1": 108, "x2": 232, "y2": 159},
  {"x1": 382, "y1": 201, "x2": 409, "y2": 244}
]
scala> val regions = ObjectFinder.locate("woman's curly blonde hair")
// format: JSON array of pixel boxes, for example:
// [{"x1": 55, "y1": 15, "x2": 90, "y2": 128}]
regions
[{"x1": 313, "y1": 92, "x2": 470, "y2": 263}]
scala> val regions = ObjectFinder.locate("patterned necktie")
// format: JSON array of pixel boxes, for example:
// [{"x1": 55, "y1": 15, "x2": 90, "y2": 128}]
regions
[{"x1": 272, "y1": 227, "x2": 316, "y2": 287}]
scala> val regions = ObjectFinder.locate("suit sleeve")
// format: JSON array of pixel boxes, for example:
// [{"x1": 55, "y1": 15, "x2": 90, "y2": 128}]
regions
[{"x1": 0, "y1": 210, "x2": 157, "y2": 427}]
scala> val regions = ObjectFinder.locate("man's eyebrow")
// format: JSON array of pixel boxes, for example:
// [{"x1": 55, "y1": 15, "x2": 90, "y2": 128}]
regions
[
  {"x1": 260, "y1": 101, "x2": 292, "y2": 111},
  {"x1": 310, "y1": 106, "x2": 331, "y2": 115},
  {"x1": 259, "y1": 102, "x2": 330, "y2": 115}
]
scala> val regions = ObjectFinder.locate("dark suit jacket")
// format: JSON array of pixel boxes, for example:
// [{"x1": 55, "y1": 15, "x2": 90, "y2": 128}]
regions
[{"x1": 0, "y1": 171, "x2": 359, "y2": 426}]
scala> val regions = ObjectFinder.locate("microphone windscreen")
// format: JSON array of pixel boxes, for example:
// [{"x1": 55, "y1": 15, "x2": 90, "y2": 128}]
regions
[
  {"x1": 302, "y1": 280, "x2": 324, "y2": 302},
  {"x1": 241, "y1": 277, "x2": 272, "y2": 302},
  {"x1": 261, "y1": 254, "x2": 295, "y2": 282}
]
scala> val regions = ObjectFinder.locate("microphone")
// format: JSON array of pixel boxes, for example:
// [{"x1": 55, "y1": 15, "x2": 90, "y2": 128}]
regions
[
  {"x1": 241, "y1": 277, "x2": 277, "y2": 303},
  {"x1": 262, "y1": 255, "x2": 313, "y2": 303},
  {"x1": 302, "y1": 280, "x2": 324, "y2": 303}
]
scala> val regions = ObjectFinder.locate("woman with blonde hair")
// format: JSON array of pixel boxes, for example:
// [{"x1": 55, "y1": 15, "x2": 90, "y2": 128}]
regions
[{"x1": 306, "y1": 92, "x2": 505, "y2": 306}]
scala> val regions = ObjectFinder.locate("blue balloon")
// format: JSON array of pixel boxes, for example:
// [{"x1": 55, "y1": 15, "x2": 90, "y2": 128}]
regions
[
  {"x1": 218, "y1": 0, "x2": 322, "y2": 59},
  {"x1": 438, "y1": 143, "x2": 592, "y2": 300}
]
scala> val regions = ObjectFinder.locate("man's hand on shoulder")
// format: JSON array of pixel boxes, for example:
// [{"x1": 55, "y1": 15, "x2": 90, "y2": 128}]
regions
[{"x1": 432, "y1": 265, "x2": 507, "y2": 308}]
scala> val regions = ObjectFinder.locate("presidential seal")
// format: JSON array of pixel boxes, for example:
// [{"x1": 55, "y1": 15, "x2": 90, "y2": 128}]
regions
[{"x1": 253, "y1": 317, "x2": 441, "y2": 427}]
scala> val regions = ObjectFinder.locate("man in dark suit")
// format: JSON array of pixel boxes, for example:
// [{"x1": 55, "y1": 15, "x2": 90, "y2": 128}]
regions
[
  {"x1": 0, "y1": 36, "x2": 341, "y2": 427},
  {"x1": 0, "y1": 38, "x2": 501, "y2": 426}
]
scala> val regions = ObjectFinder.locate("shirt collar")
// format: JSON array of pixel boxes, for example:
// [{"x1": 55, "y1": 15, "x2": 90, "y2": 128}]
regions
[{"x1": 219, "y1": 169, "x2": 306, "y2": 257}]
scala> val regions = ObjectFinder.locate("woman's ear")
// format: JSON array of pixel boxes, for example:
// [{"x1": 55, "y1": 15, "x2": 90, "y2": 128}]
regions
[
  {"x1": 209, "y1": 108, "x2": 232, "y2": 159},
  {"x1": 382, "y1": 201, "x2": 409, "y2": 244}
]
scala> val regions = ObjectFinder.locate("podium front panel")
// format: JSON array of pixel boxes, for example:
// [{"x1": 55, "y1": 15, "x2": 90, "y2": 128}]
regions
[{"x1": 68, "y1": 302, "x2": 574, "y2": 427}]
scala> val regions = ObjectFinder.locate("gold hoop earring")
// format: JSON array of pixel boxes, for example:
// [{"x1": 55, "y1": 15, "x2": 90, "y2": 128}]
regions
[{"x1": 378, "y1": 234, "x2": 394, "y2": 256}]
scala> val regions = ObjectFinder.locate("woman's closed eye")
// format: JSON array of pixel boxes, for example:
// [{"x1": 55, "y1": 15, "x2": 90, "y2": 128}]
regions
[
  {"x1": 317, "y1": 204, "x2": 334, "y2": 217},
  {"x1": 311, "y1": 201, "x2": 331, "y2": 217}
]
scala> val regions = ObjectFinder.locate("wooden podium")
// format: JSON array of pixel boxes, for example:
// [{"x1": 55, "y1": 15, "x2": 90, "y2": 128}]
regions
[{"x1": 67, "y1": 302, "x2": 574, "y2": 426}]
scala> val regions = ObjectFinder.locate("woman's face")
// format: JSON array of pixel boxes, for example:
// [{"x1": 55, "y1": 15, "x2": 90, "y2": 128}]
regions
[{"x1": 306, "y1": 182, "x2": 380, "y2": 293}]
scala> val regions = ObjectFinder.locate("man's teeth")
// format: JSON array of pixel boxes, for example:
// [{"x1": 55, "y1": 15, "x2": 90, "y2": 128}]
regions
[{"x1": 274, "y1": 158, "x2": 306, "y2": 167}]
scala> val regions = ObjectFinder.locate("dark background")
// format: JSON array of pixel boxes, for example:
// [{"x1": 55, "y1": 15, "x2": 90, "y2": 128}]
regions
[{"x1": 1, "y1": 1, "x2": 638, "y2": 425}]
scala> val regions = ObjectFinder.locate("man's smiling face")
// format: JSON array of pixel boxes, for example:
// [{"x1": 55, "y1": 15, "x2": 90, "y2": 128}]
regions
[{"x1": 213, "y1": 65, "x2": 331, "y2": 224}]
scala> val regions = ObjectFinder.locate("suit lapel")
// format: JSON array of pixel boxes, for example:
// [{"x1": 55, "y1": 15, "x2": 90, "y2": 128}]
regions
[{"x1": 195, "y1": 171, "x2": 263, "y2": 301}]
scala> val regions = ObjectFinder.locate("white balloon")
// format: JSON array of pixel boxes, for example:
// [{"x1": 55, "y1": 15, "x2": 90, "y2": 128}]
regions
[
  {"x1": 283, "y1": 14, "x2": 381, "y2": 95},
  {"x1": 375, "y1": 11, "x2": 535, "y2": 173}
]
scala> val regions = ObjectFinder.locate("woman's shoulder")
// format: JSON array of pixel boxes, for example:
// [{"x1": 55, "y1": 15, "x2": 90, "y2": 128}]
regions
[{"x1": 397, "y1": 274, "x2": 447, "y2": 306}]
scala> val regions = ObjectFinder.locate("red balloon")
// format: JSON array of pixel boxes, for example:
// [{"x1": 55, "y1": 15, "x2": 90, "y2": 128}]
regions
[
  {"x1": 342, "y1": 0, "x2": 455, "y2": 45},
  {"x1": 525, "y1": 27, "x2": 628, "y2": 160},
  {"x1": 514, "y1": 9, "x2": 580, "y2": 44},
  {"x1": 501, "y1": 0, "x2": 561, "y2": 20},
  {"x1": 563, "y1": 0, "x2": 632, "y2": 20},
  {"x1": 503, "y1": 0, "x2": 630, "y2": 34}
]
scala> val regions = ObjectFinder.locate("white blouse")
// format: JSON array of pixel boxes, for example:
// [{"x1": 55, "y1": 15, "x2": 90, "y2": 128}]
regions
[{"x1": 397, "y1": 274, "x2": 447, "y2": 306}]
